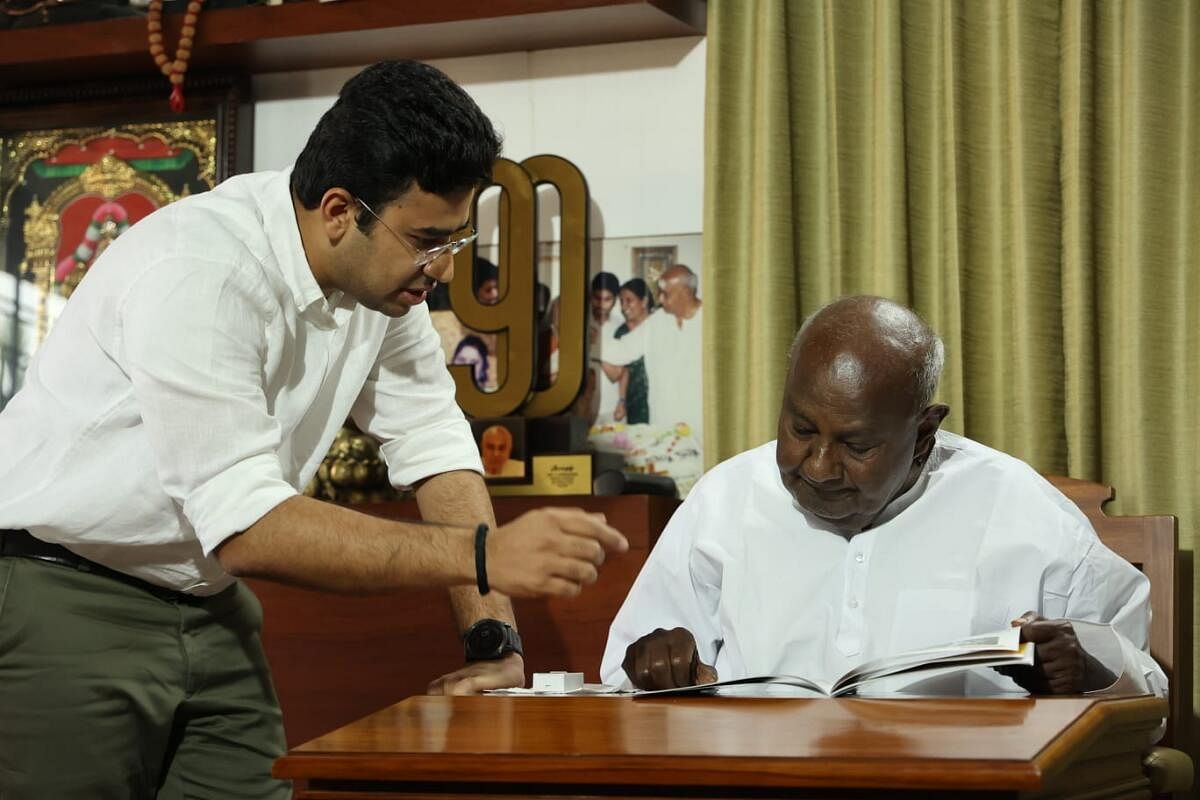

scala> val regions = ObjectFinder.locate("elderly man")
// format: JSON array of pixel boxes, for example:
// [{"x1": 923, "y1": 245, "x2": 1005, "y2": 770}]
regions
[
  {"x1": 601, "y1": 296, "x2": 1165, "y2": 702},
  {"x1": 480, "y1": 424, "x2": 525, "y2": 477},
  {"x1": 601, "y1": 264, "x2": 703, "y2": 438}
]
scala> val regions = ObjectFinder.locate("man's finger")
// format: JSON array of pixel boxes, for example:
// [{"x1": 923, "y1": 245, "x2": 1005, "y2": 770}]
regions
[
  {"x1": 669, "y1": 639, "x2": 695, "y2": 687},
  {"x1": 548, "y1": 556, "x2": 599, "y2": 587},
  {"x1": 1019, "y1": 620, "x2": 1063, "y2": 644},
  {"x1": 557, "y1": 534, "x2": 606, "y2": 566},
  {"x1": 647, "y1": 648, "x2": 674, "y2": 688},
  {"x1": 540, "y1": 576, "x2": 583, "y2": 598},
  {"x1": 549, "y1": 510, "x2": 629, "y2": 553},
  {"x1": 640, "y1": 644, "x2": 665, "y2": 689},
  {"x1": 1048, "y1": 674, "x2": 1079, "y2": 694},
  {"x1": 625, "y1": 631, "x2": 665, "y2": 689}
]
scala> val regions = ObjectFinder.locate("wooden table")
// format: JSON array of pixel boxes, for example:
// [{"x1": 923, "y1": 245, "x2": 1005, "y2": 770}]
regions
[
  {"x1": 249, "y1": 494, "x2": 678, "y2": 746},
  {"x1": 274, "y1": 694, "x2": 1166, "y2": 799}
]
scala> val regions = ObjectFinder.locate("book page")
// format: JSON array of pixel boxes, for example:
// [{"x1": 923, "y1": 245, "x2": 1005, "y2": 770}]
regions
[
  {"x1": 633, "y1": 627, "x2": 1033, "y2": 699},
  {"x1": 832, "y1": 628, "x2": 1027, "y2": 692},
  {"x1": 634, "y1": 673, "x2": 834, "y2": 698}
]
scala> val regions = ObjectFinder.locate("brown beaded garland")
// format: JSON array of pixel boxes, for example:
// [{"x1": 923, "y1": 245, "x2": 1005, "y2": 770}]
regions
[{"x1": 147, "y1": 0, "x2": 205, "y2": 112}]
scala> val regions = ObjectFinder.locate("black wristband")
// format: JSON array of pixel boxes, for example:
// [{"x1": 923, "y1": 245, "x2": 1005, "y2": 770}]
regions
[{"x1": 474, "y1": 523, "x2": 490, "y2": 595}]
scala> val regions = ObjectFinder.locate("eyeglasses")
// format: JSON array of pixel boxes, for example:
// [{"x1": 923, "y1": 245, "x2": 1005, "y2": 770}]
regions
[{"x1": 354, "y1": 197, "x2": 478, "y2": 271}]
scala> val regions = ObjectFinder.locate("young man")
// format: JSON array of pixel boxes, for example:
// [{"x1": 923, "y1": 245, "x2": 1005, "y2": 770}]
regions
[
  {"x1": 0, "y1": 61, "x2": 626, "y2": 799},
  {"x1": 603, "y1": 297, "x2": 1164, "y2": 704}
]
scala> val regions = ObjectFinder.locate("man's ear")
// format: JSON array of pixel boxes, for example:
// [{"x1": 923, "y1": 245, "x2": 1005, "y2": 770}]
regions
[
  {"x1": 317, "y1": 188, "x2": 358, "y2": 243},
  {"x1": 913, "y1": 403, "x2": 950, "y2": 464}
]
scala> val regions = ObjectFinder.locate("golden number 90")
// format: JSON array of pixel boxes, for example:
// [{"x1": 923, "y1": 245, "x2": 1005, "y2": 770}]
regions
[{"x1": 448, "y1": 156, "x2": 589, "y2": 419}]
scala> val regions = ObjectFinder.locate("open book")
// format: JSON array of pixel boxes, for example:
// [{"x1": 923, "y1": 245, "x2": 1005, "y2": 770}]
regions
[{"x1": 634, "y1": 627, "x2": 1034, "y2": 698}]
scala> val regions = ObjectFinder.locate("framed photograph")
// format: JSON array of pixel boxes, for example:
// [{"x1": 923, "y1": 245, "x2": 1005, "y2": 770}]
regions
[
  {"x1": 470, "y1": 416, "x2": 530, "y2": 484},
  {"x1": 631, "y1": 245, "x2": 676, "y2": 289},
  {"x1": 0, "y1": 74, "x2": 250, "y2": 406}
]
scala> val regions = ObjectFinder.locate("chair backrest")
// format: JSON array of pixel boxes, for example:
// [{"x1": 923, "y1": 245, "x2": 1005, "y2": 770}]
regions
[{"x1": 1043, "y1": 475, "x2": 1184, "y2": 744}]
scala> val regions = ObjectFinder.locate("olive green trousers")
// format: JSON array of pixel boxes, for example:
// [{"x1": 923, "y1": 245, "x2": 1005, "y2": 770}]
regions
[{"x1": 0, "y1": 556, "x2": 290, "y2": 799}]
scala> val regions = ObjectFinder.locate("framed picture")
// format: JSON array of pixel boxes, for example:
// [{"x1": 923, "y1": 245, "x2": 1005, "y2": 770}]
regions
[
  {"x1": 631, "y1": 245, "x2": 676, "y2": 289},
  {"x1": 0, "y1": 74, "x2": 250, "y2": 406},
  {"x1": 430, "y1": 309, "x2": 501, "y2": 394},
  {"x1": 470, "y1": 416, "x2": 530, "y2": 484}
]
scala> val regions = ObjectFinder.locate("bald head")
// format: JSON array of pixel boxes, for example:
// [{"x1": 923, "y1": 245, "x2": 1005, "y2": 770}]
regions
[
  {"x1": 657, "y1": 264, "x2": 701, "y2": 320},
  {"x1": 788, "y1": 296, "x2": 944, "y2": 412},
  {"x1": 775, "y1": 297, "x2": 949, "y2": 534},
  {"x1": 660, "y1": 264, "x2": 697, "y2": 291},
  {"x1": 481, "y1": 424, "x2": 514, "y2": 475}
]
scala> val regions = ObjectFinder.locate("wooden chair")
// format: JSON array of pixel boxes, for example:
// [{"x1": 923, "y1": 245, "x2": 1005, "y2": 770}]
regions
[{"x1": 1045, "y1": 475, "x2": 1194, "y2": 795}]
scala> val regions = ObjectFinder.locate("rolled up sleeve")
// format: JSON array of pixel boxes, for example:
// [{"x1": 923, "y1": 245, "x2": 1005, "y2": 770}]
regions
[
  {"x1": 120, "y1": 258, "x2": 296, "y2": 556},
  {"x1": 351, "y1": 306, "x2": 482, "y2": 488}
]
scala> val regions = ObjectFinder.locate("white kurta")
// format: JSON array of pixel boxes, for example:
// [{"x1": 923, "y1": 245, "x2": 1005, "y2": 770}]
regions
[
  {"x1": 602, "y1": 306, "x2": 703, "y2": 438},
  {"x1": 590, "y1": 315, "x2": 624, "y2": 423},
  {"x1": 600, "y1": 432, "x2": 1166, "y2": 699}
]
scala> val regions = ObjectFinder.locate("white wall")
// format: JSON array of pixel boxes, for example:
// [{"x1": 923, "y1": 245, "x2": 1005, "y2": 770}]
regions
[{"x1": 252, "y1": 36, "x2": 706, "y2": 242}]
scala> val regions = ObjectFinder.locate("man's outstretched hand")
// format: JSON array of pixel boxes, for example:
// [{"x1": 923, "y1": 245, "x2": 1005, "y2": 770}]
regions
[
  {"x1": 621, "y1": 627, "x2": 718, "y2": 690},
  {"x1": 997, "y1": 611, "x2": 1092, "y2": 694},
  {"x1": 486, "y1": 508, "x2": 628, "y2": 598}
]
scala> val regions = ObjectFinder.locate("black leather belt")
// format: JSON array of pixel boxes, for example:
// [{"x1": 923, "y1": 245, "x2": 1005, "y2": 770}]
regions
[{"x1": 0, "y1": 529, "x2": 199, "y2": 603}]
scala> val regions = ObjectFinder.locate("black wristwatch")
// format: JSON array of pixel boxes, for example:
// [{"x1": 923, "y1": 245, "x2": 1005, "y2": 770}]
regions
[{"x1": 463, "y1": 618, "x2": 523, "y2": 661}]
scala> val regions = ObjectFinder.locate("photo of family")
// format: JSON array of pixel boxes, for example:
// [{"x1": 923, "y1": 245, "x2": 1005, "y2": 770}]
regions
[
  {"x1": 431, "y1": 233, "x2": 705, "y2": 497},
  {"x1": 579, "y1": 235, "x2": 704, "y2": 496}
]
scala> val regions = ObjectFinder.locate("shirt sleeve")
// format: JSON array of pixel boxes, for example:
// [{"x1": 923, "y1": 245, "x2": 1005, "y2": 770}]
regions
[
  {"x1": 1066, "y1": 537, "x2": 1169, "y2": 698},
  {"x1": 598, "y1": 314, "x2": 648, "y2": 366},
  {"x1": 120, "y1": 258, "x2": 297, "y2": 556},
  {"x1": 600, "y1": 489, "x2": 725, "y2": 686},
  {"x1": 350, "y1": 305, "x2": 482, "y2": 488}
]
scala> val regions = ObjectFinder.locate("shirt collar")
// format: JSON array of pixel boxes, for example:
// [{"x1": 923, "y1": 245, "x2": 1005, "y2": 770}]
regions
[
  {"x1": 869, "y1": 456, "x2": 933, "y2": 529},
  {"x1": 260, "y1": 167, "x2": 344, "y2": 327}
]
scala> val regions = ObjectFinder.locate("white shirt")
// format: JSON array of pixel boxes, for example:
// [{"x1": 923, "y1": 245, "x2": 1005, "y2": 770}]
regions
[
  {"x1": 602, "y1": 305, "x2": 703, "y2": 439},
  {"x1": 0, "y1": 170, "x2": 482, "y2": 594},
  {"x1": 601, "y1": 432, "x2": 1167, "y2": 699},
  {"x1": 590, "y1": 315, "x2": 623, "y2": 423}
]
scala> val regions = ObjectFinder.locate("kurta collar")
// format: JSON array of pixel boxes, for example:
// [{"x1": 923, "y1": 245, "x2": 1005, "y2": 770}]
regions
[{"x1": 260, "y1": 167, "x2": 350, "y2": 328}]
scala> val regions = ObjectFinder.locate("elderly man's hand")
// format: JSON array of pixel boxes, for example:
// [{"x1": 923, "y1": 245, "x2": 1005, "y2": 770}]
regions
[
  {"x1": 621, "y1": 627, "x2": 717, "y2": 690},
  {"x1": 996, "y1": 611, "x2": 1087, "y2": 694}
]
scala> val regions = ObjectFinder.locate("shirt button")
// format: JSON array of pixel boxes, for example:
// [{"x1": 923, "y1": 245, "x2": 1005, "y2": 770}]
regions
[
  {"x1": 849, "y1": 598, "x2": 859, "y2": 609},
  {"x1": 855, "y1": 552, "x2": 865, "y2": 563}
]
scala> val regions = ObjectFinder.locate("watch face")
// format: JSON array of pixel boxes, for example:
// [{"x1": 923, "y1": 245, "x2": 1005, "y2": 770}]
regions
[{"x1": 466, "y1": 620, "x2": 505, "y2": 658}]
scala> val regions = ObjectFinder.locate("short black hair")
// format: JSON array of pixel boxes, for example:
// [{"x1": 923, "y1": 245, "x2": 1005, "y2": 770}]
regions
[
  {"x1": 591, "y1": 271, "x2": 619, "y2": 296},
  {"x1": 291, "y1": 61, "x2": 502, "y2": 226},
  {"x1": 620, "y1": 277, "x2": 651, "y2": 302},
  {"x1": 472, "y1": 257, "x2": 499, "y2": 294}
]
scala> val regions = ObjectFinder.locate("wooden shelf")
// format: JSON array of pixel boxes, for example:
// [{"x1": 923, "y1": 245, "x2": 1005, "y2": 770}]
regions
[{"x1": 0, "y1": 0, "x2": 706, "y2": 87}]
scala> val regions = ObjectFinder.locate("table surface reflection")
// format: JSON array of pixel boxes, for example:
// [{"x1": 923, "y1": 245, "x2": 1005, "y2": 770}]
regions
[{"x1": 276, "y1": 694, "x2": 1165, "y2": 795}]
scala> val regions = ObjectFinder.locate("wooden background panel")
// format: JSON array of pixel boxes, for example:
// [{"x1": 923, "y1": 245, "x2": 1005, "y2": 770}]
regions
[{"x1": 249, "y1": 494, "x2": 677, "y2": 746}]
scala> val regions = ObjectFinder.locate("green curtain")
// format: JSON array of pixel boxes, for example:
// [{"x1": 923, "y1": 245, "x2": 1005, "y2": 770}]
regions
[{"x1": 704, "y1": 0, "x2": 1198, "y2": 745}]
